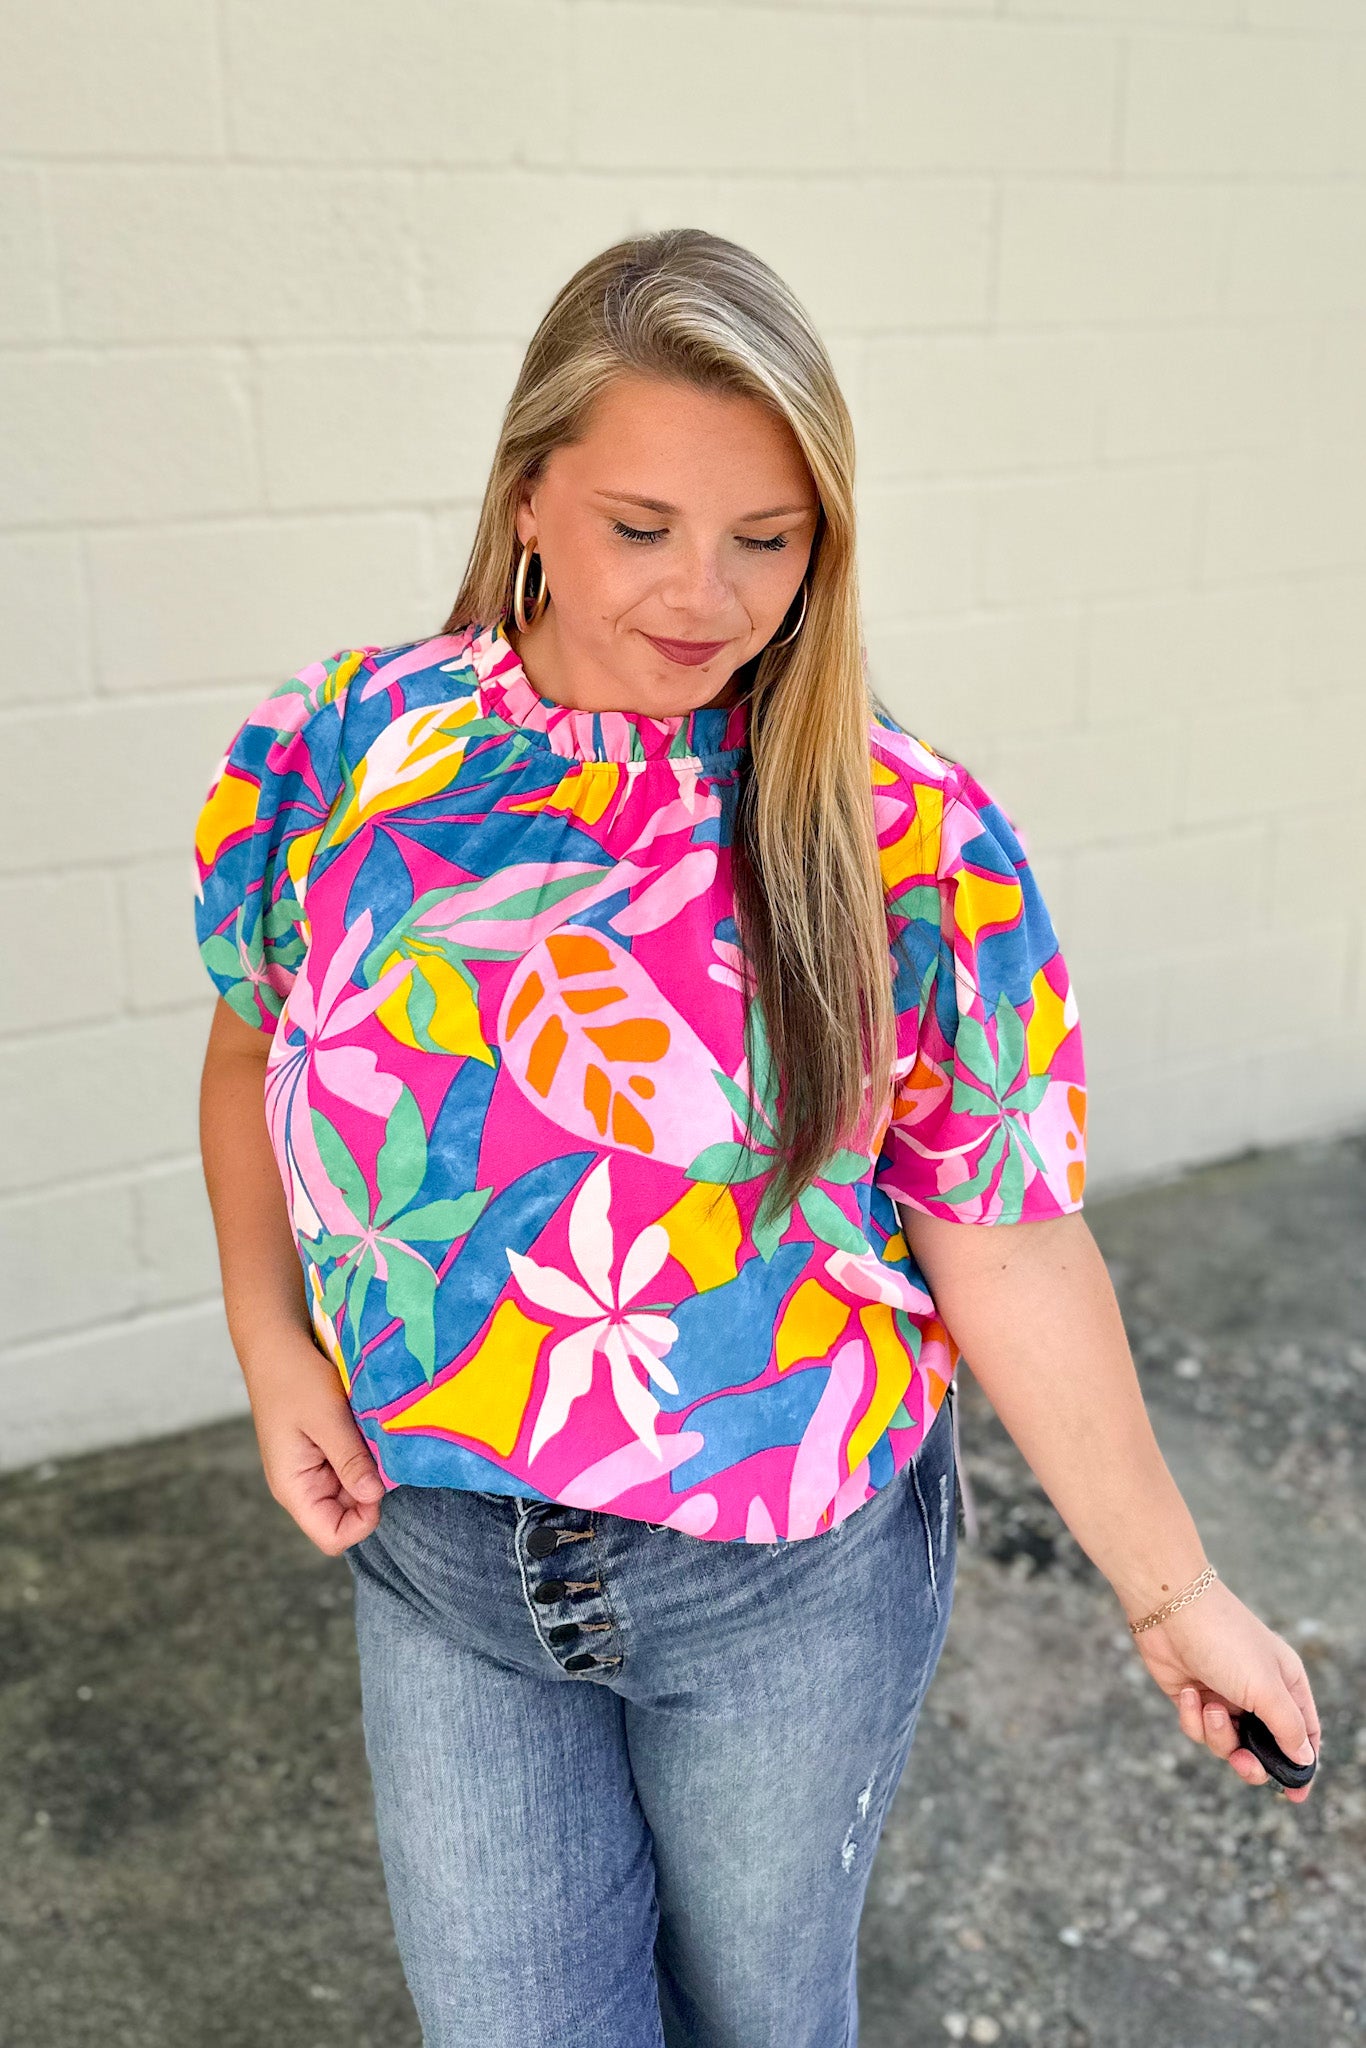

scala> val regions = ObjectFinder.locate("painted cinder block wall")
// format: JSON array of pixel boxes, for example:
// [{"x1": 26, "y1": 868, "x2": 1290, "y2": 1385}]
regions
[{"x1": 2, "y1": 0, "x2": 1363, "y2": 1470}]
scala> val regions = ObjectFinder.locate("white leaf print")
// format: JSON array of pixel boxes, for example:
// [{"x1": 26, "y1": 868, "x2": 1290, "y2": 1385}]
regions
[
  {"x1": 528, "y1": 1323, "x2": 602, "y2": 1461},
  {"x1": 505, "y1": 1246, "x2": 602, "y2": 1322},
  {"x1": 604, "y1": 1322, "x2": 663, "y2": 1456}
]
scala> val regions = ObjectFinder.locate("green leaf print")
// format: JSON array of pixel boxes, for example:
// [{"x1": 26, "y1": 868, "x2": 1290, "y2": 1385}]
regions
[
  {"x1": 223, "y1": 980, "x2": 269, "y2": 1029},
  {"x1": 928, "y1": 987, "x2": 1056, "y2": 1221},
  {"x1": 796, "y1": 1184, "x2": 869, "y2": 1254},
  {"x1": 994, "y1": 1143, "x2": 1026, "y2": 1225},
  {"x1": 375, "y1": 1086, "x2": 427, "y2": 1226},
  {"x1": 743, "y1": 1000, "x2": 780, "y2": 1133},
  {"x1": 382, "y1": 1247, "x2": 438, "y2": 1380},
  {"x1": 750, "y1": 1201, "x2": 790, "y2": 1265},
  {"x1": 892, "y1": 1307, "x2": 923, "y2": 1359},
  {"x1": 710, "y1": 1067, "x2": 775, "y2": 1141},
  {"x1": 690, "y1": 1022, "x2": 874, "y2": 1261},
  {"x1": 201, "y1": 934, "x2": 246, "y2": 979},
  {"x1": 302, "y1": 1096, "x2": 492, "y2": 1381},
  {"x1": 1005, "y1": 1073, "x2": 1049, "y2": 1114},
  {"x1": 350, "y1": 1245, "x2": 378, "y2": 1336},
  {"x1": 396, "y1": 1194, "x2": 489, "y2": 1242},
  {"x1": 1009, "y1": 1118, "x2": 1051, "y2": 1184},
  {"x1": 403, "y1": 956, "x2": 443, "y2": 1047},
  {"x1": 818, "y1": 1148, "x2": 871, "y2": 1186},
  {"x1": 949, "y1": 1077, "x2": 1005, "y2": 1120},
  {"x1": 993, "y1": 992, "x2": 1026, "y2": 1098},
  {"x1": 950, "y1": 1014, "x2": 998, "y2": 1095},
  {"x1": 686, "y1": 1141, "x2": 774, "y2": 1184},
  {"x1": 311, "y1": 1108, "x2": 370, "y2": 1220},
  {"x1": 937, "y1": 1123, "x2": 1008, "y2": 1209},
  {"x1": 263, "y1": 894, "x2": 303, "y2": 941},
  {"x1": 886, "y1": 881, "x2": 941, "y2": 924},
  {"x1": 689, "y1": 1003, "x2": 878, "y2": 1264},
  {"x1": 204, "y1": 901, "x2": 286, "y2": 1024}
]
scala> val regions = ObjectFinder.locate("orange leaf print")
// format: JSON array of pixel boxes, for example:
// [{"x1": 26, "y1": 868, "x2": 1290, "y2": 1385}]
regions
[{"x1": 498, "y1": 927, "x2": 737, "y2": 1167}]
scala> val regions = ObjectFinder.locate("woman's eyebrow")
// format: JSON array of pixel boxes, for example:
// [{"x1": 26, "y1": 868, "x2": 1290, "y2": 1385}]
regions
[{"x1": 593, "y1": 489, "x2": 814, "y2": 520}]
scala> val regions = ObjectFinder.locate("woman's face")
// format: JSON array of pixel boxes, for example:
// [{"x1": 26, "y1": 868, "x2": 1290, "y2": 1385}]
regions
[{"x1": 511, "y1": 370, "x2": 820, "y2": 714}]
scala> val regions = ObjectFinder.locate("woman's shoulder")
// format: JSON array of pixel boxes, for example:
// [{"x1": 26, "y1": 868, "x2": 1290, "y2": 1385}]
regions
[
  {"x1": 869, "y1": 705, "x2": 1055, "y2": 907},
  {"x1": 867, "y1": 704, "x2": 974, "y2": 883},
  {"x1": 336, "y1": 626, "x2": 487, "y2": 724},
  {"x1": 243, "y1": 627, "x2": 488, "y2": 774},
  {"x1": 868, "y1": 704, "x2": 967, "y2": 803}
]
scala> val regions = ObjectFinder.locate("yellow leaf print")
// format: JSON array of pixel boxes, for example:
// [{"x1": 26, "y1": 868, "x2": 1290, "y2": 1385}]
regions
[
  {"x1": 878, "y1": 780, "x2": 943, "y2": 894},
  {"x1": 328, "y1": 700, "x2": 478, "y2": 846},
  {"x1": 195, "y1": 768, "x2": 259, "y2": 866},
  {"x1": 374, "y1": 945, "x2": 495, "y2": 1064},
  {"x1": 775, "y1": 1279, "x2": 849, "y2": 1373},
  {"x1": 383, "y1": 1299, "x2": 552, "y2": 1456},
  {"x1": 657, "y1": 1181, "x2": 742, "y2": 1292}
]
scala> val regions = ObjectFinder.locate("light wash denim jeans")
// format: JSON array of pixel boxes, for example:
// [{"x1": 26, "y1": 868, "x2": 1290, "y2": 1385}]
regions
[{"x1": 343, "y1": 1384, "x2": 959, "y2": 2048}]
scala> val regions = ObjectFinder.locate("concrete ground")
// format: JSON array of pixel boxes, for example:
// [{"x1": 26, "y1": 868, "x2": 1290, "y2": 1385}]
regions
[{"x1": 1, "y1": 1130, "x2": 1362, "y2": 2048}]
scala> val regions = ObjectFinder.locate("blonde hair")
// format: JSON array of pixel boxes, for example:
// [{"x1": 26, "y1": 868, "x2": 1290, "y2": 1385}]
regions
[{"x1": 440, "y1": 228, "x2": 894, "y2": 1215}]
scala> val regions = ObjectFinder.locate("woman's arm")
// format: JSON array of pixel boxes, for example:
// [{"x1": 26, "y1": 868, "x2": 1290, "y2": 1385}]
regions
[
  {"x1": 901, "y1": 1205, "x2": 1321, "y2": 1800},
  {"x1": 200, "y1": 997, "x2": 385, "y2": 1553}
]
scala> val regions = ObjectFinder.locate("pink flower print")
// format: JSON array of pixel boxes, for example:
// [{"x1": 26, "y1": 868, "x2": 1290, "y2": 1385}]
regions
[
  {"x1": 621, "y1": 782, "x2": 722, "y2": 856},
  {"x1": 506, "y1": 1158, "x2": 679, "y2": 1461},
  {"x1": 824, "y1": 1246, "x2": 936, "y2": 1319},
  {"x1": 557, "y1": 1427, "x2": 705, "y2": 1511},
  {"x1": 787, "y1": 1335, "x2": 869, "y2": 1539},
  {"x1": 265, "y1": 909, "x2": 412, "y2": 1239},
  {"x1": 608, "y1": 846, "x2": 717, "y2": 937},
  {"x1": 708, "y1": 930, "x2": 746, "y2": 995}
]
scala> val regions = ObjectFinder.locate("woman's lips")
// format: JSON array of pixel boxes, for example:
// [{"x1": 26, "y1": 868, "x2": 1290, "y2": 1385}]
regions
[{"x1": 643, "y1": 632, "x2": 728, "y2": 668}]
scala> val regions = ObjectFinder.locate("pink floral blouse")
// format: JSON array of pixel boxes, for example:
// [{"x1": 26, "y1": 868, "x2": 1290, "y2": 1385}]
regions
[{"x1": 194, "y1": 620, "x2": 1087, "y2": 1542}]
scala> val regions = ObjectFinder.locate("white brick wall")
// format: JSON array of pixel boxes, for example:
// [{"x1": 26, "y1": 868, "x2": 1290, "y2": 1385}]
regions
[{"x1": 2, "y1": 0, "x2": 1363, "y2": 1469}]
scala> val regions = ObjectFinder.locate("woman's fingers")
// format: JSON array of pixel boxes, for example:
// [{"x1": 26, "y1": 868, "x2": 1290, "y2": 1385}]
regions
[
  {"x1": 273, "y1": 1417, "x2": 386, "y2": 1555},
  {"x1": 1177, "y1": 1686, "x2": 1206, "y2": 1745},
  {"x1": 1171, "y1": 1634, "x2": 1322, "y2": 1802},
  {"x1": 1273, "y1": 1648, "x2": 1321, "y2": 1762},
  {"x1": 1208, "y1": 1701, "x2": 1270, "y2": 1785},
  {"x1": 1177, "y1": 1688, "x2": 1271, "y2": 1785},
  {"x1": 1200, "y1": 1697, "x2": 1260, "y2": 1776}
]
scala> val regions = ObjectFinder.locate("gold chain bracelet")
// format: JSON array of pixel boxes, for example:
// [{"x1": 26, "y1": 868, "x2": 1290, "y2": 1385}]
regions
[{"x1": 1127, "y1": 1564, "x2": 1219, "y2": 1636}]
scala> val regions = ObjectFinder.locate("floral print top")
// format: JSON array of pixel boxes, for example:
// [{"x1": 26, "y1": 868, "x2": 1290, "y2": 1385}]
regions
[{"x1": 193, "y1": 619, "x2": 1087, "y2": 1542}]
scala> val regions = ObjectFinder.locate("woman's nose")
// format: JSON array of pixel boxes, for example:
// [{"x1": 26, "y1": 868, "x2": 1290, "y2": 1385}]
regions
[{"x1": 659, "y1": 545, "x2": 732, "y2": 615}]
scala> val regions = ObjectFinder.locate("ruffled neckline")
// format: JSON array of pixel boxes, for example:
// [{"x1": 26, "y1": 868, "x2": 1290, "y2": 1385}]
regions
[{"x1": 465, "y1": 618, "x2": 750, "y2": 769}]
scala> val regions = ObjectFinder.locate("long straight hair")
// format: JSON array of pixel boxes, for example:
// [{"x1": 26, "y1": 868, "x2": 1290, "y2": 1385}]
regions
[{"x1": 440, "y1": 228, "x2": 898, "y2": 1217}]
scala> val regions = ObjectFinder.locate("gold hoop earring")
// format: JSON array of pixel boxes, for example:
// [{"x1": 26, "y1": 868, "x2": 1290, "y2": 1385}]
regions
[
  {"x1": 512, "y1": 538, "x2": 550, "y2": 632},
  {"x1": 769, "y1": 579, "x2": 808, "y2": 649}
]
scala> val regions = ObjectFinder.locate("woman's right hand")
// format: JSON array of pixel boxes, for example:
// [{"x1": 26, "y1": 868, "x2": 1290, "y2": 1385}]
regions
[
  {"x1": 245, "y1": 1330, "x2": 387, "y2": 1556},
  {"x1": 199, "y1": 996, "x2": 388, "y2": 1557}
]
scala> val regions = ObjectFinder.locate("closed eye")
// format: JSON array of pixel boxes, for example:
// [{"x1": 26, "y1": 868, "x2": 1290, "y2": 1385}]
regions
[{"x1": 611, "y1": 520, "x2": 788, "y2": 553}]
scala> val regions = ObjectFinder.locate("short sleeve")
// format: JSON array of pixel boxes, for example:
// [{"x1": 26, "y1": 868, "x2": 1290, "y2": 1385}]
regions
[
  {"x1": 873, "y1": 758, "x2": 1088, "y2": 1224},
  {"x1": 193, "y1": 648, "x2": 363, "y2": 1032}
]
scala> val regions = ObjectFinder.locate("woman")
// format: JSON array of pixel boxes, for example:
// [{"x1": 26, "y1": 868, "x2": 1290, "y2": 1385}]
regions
[{"x1": 196, "y1": 229, "x2": 1320, "y2": 2047}]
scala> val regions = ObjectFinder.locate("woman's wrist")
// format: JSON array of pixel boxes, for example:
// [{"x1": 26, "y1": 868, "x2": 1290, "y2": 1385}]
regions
[
  {"x1": 1088, "y1": 1473, "x2": 1210, "y2": 1626},
  {"x1": 230, "y1": 1309, "x2": 323, "y2": 1387},
  {"x1": 1125, "y1": 1562, "x2": 1219, "y2": 1635},
  {"x1": 1109, "y1": 1535, "x2": 1213, "y2": 1628}
]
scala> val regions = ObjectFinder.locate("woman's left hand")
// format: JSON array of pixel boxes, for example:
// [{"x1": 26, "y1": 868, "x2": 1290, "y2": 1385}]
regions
[{"x1": 1127, "y1": 1578, "x2": 1322, "y2": 1803}]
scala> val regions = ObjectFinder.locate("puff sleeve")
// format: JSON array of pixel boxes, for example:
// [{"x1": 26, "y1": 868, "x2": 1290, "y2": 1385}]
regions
[
  {"x1": 873, "y1": 755, "x2": 1088, "y2": 1224},
  {"x1": 193, "y1": 648, "x2": 363, "y2": 1032}
]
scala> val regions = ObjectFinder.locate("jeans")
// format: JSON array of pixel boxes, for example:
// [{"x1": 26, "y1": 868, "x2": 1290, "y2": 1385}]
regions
[{"x1": 343, "y1": 1384, "x2": 959, "y2": 2048}]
